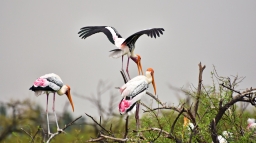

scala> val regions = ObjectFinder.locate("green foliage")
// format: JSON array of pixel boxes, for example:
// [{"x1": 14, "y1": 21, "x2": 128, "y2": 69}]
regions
[{"x1": 1, "y1": 68, "x2": 256, "y2": 143}]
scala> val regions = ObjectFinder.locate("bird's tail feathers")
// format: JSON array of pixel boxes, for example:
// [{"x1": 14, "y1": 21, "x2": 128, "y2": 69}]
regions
[
  {"x1": 34, "y1": 91, "x2": 44, "y2": 97},
  {"x1": 109, "y1": 49, "x2": 123, "y2": 58}
]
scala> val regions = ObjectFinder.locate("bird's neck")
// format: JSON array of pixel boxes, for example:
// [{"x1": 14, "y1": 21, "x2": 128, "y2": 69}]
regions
[
  {"x1": 130, "y1": 52, "x2": 136, "y2": 57},
  {"x1": 145, "y1": 71, "x2": 153, "y2": 83},
  {"x1": 57, "y1": 85, "x2": 67, "y2": 95}
]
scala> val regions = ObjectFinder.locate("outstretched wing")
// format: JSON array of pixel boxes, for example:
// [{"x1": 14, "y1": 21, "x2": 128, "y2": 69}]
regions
[
  {"x1": 78, "y1": 26, "x2": 122, "y2": 45},
  {"x1": 122, "y1": 28, "x2": 165, "y2": 51}
]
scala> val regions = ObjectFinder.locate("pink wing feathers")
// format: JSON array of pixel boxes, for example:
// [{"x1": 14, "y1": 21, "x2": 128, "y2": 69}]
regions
[
  {"x1": 33, "y1": 78, "x2": 48, "y2": 87},
  {"x1": 30, "y1": 73, "x2": 63, "y2": 96}
]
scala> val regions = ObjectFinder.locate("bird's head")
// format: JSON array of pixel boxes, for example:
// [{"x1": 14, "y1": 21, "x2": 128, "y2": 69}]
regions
[
  {"x1": 146, "y1": 68, "x2": 156, "y2": 95},
  {"x1": 65, "y1": 85, "x2": 74, "y2": 112},
  {"x1": 131, "y1": 54, "x2": 143, "y2": 75},
  {"x1": 183, "y1": 117, "x2": 189, "y2": 127}
]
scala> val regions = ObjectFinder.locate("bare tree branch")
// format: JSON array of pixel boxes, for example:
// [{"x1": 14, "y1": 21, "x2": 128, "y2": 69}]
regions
[
  {"x1": 120, "y1": 70, "x2": 128, "y2": 83},
  {"x1": 123, "y1": 116, "x2": 129, "y2": 139},
  {"x1": 86, "y1": 137, "x2": 105, "y2": 142},
  {"x1": 101, "y1": 133, "x2": 128, "y2": 142},
  {"x1": 46, "y1": 115, "x2": 82, "y2": 143},
  {"x1": 194, "y1": 62, "x2": 206, "y2": 118},
  {"x1": 20, "y1": 128, "x2": 32, "y2": 139},
  {"x1": 171, "y1": 108, "x2": 184, "y2": 134},
  {"x1": 31, "y1": 126, "x2": 41, "y2": 143},
  {"x1": 146, "y1": 91, "x2": 165, "y2": 106},
  {"x1": 85, "y1": 113, "x2": 112, "y2": 135}
]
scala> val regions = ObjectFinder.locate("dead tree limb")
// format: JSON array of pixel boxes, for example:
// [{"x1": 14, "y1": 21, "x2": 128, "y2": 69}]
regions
[
  {"x1": 194, "y1": 62, "x2": 206, "y2": 118},
  {"x1": 120, "y1": 70, "x2": 128, "y2": 84}
]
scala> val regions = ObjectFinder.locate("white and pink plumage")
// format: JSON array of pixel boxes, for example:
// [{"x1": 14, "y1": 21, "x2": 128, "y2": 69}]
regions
[
  {"x1": 119, "y1": 68, "x2": 156, "y2": 115},
  {"x1": 78, "y1": 26, "x2": 164, "y2": 79},
  {"x1": 29, "y1": 73, "x2": 74, "y2": 134},
  {"x1": 247, "y1": 118, "x2": 256, "y2": 130}
]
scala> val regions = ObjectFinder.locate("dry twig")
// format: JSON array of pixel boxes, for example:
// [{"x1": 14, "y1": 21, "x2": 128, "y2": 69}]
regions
[{"x1": 46, "y1": 115, "x2": 82, "y2": 143}]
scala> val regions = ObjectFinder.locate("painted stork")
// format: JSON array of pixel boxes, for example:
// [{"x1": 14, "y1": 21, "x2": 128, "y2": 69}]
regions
[
  {"x1": 183, "y1": 117, "x2": 194, "y2": 131},
  {"x1": 29, "y1": 73, "x2": 74, "y2": 134},
  {"x1": 78, "y1": 26, "x2": 164, "y2": 79},
  {"x1": 247, "y1": 118, "x2": 256, "y2": 130},
  {"x1": 182, "y1": 117, "x2": 194, "y2": 138},
  {"x1": 118, "y1": 68, "x2": 156, "y2": 115},
  {"x1": 216, "y1": 131, "x2": 233, "y2": 143}
]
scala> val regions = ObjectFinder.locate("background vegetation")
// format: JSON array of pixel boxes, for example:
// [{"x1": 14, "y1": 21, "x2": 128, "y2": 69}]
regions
[{"x1": 1, "y1": 63, "x2": 256, "y2": 143}]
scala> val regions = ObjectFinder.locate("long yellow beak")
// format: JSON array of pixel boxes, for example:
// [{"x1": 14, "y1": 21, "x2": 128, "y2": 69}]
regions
[
  {"x1": 137, "y1": 60, "x2": 144, "y2": 75},
  {"x1": 66, "y1": 89, "x2": 74, "y2": 112},
  {"x1": 152, "y1": 74, "x2": 156, "y2": 95},
  {"x1": 183, "y1": 117, "x2": 189, "y2": 127}
]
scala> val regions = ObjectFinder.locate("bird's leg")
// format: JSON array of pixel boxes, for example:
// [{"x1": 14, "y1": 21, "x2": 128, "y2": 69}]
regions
[
  {"x1": 135, "y1": 101, "x2": 141, "y2": 136},
  {"x1": 46, "y1": 93, "x2": 51, "y2": 135},
  {"x1": 52, "y1": 93, "x2": 65, "y2": 133},
  {"x1": 121, "y1": 55, "x2": 124, "y2": 72},
  {"x1": 52, "y1": 93, "x2": 59, "y2": 130},
  {"x1": 126, "y1": 57, "x2": 131, "y2": 80}
]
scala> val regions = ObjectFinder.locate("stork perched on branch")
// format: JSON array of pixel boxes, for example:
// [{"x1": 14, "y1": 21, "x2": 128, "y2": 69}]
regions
[
  {"x1": 118, "y1": 68, "x2": 156, "y2": 115},
  {"x1": 29, "y1": 73, "x2": 74, "y2": 135},
  {"x1": 78, "y1": 26, "x2": 164, "y2": 79}
]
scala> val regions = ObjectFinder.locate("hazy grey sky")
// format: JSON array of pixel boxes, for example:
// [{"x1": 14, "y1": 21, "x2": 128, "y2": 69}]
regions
[{"x1": 1, "y1": 1, "x2": 256, "y2": 117}]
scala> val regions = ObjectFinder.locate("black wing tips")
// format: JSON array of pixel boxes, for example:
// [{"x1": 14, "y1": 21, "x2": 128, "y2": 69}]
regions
[
  {"x1": 29, "y1": 85, "x2": 54, "y2": 92},
  {"x1": 78, "y1": 27, "x2": 91, "y2": 39},
  {"x1": 77, "y1": 26, "x2": 121, "y2": 45},
  {"x1": 77, "y1": 26, "x2": 106, "y2": 39},
  {"x1": 109, "y1": 49, "x2": 122, "y2": 52},
  {"x1": 147, "y1": 28, "x2": 165, "y2": 38}
]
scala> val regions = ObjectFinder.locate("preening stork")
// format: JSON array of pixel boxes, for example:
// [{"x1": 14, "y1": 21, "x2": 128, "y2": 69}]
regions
[
  {"x1": 118, "y1": 68, "x2": 156, "y2": 115},
  {"x1": 78, "y1": 26, "x2": 164, "y2": 79},
  {"x1": 29, "y1": 73, "x2": 74, "y2": 134}
]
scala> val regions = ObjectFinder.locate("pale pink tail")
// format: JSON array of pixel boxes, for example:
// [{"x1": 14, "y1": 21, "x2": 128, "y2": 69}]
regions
[
  {"x1": 34, "y1": 91, "x2": 44, "y2": 96},
  {"x1": 109, "y1": 49, "x2": 123, "y2": 58}
]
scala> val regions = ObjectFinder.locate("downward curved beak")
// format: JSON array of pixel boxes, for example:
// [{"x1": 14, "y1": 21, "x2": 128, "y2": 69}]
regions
[
  {"x1": 66, "y1": 90, "x2": 74, "y2": 112},
  {"x1": 137, "y1": 60, "x2": 144, "y2": 75},
  {"x1": 152, "y1": 74, "x2": 156, "y2": 95},
  {"x1": 183, "y1": 117, "x2": 189, "y2": 127}
]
